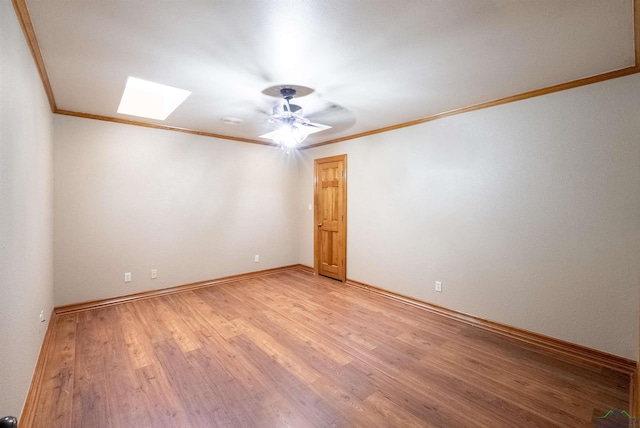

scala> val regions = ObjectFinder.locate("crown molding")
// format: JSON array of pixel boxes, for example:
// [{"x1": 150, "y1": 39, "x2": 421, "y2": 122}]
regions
[
  {"x1": 11, "y1": 0, "x2": 56, "y2": 111},
  {"x1": 54, "y1": 109, "x2": 272, "y2": 146}
]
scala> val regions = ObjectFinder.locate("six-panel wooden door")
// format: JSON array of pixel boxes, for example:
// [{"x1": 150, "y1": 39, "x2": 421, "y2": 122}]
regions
[{"x1": 314, "y1": 155, "x2": 347, "y2": 282}]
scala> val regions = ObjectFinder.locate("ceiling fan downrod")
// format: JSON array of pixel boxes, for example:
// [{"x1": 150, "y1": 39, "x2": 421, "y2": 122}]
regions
[{"x1": 280, "y1": 88, "x2": 297, "y2": 114}]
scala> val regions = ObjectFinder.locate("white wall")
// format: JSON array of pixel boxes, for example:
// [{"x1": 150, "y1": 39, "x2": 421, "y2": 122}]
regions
[
  {"x1": 53, "y1": 116, "x2": 299, "y2": 306},
  {"x1": 298, "y1": 73, "x2": 640, "y2": 360},
  {"x1": 0, "y1": 2, "x2": 54, "y2": 418}
]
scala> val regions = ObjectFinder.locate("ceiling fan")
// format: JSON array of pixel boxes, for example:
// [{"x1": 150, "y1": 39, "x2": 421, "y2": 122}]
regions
[{"x1": 259, "y1": 87, "x2": 331, "y2": 148}]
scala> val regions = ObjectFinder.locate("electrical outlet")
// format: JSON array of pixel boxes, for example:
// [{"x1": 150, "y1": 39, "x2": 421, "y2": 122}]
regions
[
  {"x1": 151, "y1": 269, "x2": 158, "y2": 279},
  {"x1": 124, "y1": 272, "x2": 132, "y2": 282},
  {"x1": 254, "y1": 255, "x2": 260, "y2": 263},
  {"x1": 435, "y1": 281, "x2": 442, "y2": 292}
]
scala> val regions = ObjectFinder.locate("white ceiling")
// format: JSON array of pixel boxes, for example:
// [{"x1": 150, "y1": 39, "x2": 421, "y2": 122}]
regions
[{"x1": 25, "y1": 0, "x2": 636, "y2": 147}]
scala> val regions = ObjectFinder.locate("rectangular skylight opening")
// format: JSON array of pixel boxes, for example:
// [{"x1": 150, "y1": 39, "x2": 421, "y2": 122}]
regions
[{"x1": 117, "y1": 77, "x2": 191, "y2": 120}]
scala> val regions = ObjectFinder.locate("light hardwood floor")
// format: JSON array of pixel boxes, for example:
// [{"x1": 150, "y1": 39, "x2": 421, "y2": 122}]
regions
[{"x1": 31, "y1": 269, "x2": 630, "y2": 427}]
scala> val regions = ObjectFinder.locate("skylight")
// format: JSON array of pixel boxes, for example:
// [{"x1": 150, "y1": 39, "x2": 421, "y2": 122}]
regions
[{"x1": 117, "y1": 77, "x2": 191, "y2": 120}]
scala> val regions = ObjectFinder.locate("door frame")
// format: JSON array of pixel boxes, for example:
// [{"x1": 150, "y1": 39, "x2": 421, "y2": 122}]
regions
[{"x1": 314, "y1": 154, "x2": 347, "y2": 282}]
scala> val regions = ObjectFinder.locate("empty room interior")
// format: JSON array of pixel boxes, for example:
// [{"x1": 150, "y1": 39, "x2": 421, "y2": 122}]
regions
[{"x1": 2, "y1": 0, "x2": 640, "y2": 427}]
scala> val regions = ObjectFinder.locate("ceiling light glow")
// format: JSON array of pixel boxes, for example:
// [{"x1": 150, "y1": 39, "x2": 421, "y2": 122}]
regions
[{"x1": 117, "y1": 77, "x2": 191, "y2": 120}]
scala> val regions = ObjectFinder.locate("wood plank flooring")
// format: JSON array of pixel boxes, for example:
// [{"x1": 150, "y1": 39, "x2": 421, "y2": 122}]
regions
[{"x1": 31, "y1": 269, "x2": 630, "y2": 427}]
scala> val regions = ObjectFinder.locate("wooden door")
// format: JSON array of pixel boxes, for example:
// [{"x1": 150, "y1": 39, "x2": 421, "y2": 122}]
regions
[{"x1": 314, "y1": 155, "x2": 347, "y2": 282}]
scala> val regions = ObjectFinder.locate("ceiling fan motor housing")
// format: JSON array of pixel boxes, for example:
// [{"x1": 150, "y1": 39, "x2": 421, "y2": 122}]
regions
[{"x1": 280, "y1": 87, "x2": 297, "y2": 100}]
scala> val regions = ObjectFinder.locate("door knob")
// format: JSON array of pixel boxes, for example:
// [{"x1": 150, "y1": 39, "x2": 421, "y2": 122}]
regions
[
  {"x1": 317, "y1": 223, "x2": 322, "y2": 227},
  {"x1": 0, "y1": 416, "x2": 17, "y2": 428}
]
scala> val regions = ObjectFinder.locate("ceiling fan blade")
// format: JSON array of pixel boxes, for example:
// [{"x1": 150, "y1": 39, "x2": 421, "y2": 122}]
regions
[
  {"x1": 306, "y1": 105, "x2": 356, "y2": 131},
  {"x1": 299, "y1": 122, "x2": 331, "y2": 135},
  {"x1": 258, "y1": 130, "x2": 279, "y2": 140}
]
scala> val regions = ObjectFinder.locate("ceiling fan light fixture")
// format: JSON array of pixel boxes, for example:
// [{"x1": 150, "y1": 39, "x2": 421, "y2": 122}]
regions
[
  {"x1": 282, "y1": 123, "x2": 309, "y2": 147},
  {"x1": 261, "y1": 121, "x2": 309, "y2": 149}
]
